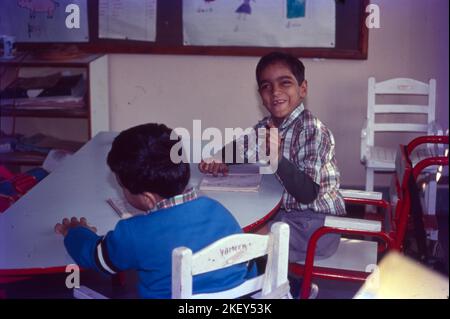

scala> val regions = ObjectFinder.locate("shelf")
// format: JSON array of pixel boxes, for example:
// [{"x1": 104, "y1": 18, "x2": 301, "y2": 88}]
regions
[
  {"x1": 0, "y1": 107, "x2": 88, "y2": 118},
  {"x1": 0, "y1": 152, "x2": 46, "y2": 166},
  {"x1": 0, "y1": 137, "x2": 84, "y2": 166},
  {"x1": 0, "y1": 53, "x2": 103, "y2": 67},
  {"x1": 0, "y1": 53, "x2": 109, "y2": 168}
]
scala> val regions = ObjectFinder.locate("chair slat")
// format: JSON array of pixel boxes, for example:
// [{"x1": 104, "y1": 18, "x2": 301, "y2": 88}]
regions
[
  {"x1": 373, "y1": 123, "x2": 428, "y2": 132},
  {"x1": 374, "y1": 104, "x2": 429, "y2": 114},
  {"x1": 374, "y1": 78, "x2": 429, "y2": 95},
  {"x1": 191, "y1": 234, "x2": 269, "y2": 275}
]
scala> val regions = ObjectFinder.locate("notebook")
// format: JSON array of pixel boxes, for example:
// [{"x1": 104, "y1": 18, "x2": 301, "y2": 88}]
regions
[
  {"x1": 199, "y1": 164, "x2": 262, "y2": 192},
  {"x1": 106, "y1": 197, "x2": 145, "y2": 219}
]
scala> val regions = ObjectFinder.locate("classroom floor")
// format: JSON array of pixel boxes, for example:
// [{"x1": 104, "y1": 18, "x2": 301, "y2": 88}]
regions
[{"x1": 2, "y1": 269, "x2": 363, "y2": 299}]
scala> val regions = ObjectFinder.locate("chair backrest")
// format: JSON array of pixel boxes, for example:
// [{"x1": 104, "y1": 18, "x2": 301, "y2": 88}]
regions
[
  {"x1": 389, "y1": 136, "x2": 449, "y2": 250},
  {"x1": 366, "y1": 77, "x2": 436, "y2": 148},
  {"x1": 171, "y1": 222, "x2": 290, "y2": 299}
]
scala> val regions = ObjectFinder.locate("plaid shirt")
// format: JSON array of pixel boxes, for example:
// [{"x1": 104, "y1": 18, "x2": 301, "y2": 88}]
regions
[
  {"x1": 254, "y1": 104, "x2": 346, "y2": 215},
  {"x1": 154, "y1": 187, "x2": 199, "y2": 211}
]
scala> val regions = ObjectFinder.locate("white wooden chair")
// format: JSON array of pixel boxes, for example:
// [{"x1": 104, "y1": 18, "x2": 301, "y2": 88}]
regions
[
  {"x1": 171, "y1": 222, "x2": 291, "y2": 299},
  {"x1": 74, "y1": 222, "x2": 290, "y2": 299},
  {"x1": 360, "y1": 77, "x2": 442, "y2": 214}
]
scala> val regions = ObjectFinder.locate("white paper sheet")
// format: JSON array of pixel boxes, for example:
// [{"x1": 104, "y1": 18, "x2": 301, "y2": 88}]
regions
[
  {"x1": 183, "y1": 0, "x2": 335, "y2": 48},
  {"x1": 199, "y1": 174, "x2": 262, "y2": 192},
  {"x1": 99, "y1": 0, "x2": 157, "y2": 41}
]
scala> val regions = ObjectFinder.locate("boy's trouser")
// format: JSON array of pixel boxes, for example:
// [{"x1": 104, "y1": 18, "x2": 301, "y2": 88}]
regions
[{"x1": 269, "y1": 209, "x2": 341, "y2": 263}]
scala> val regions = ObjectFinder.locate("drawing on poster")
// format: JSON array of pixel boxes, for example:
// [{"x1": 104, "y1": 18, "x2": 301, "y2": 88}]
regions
[
  {"x1": 0, "y1": 0, "x2": 88, "y2": 42},
  {"x1": 196, "y1": 0, "x2": 216, "y2": 13},
  {"x1": 287, "y1": 0, "x2": 306, "y2": 19},
  {"x1": 17, "y1": 0, "x2": 59, "y2": 19},
  {"x1": 235, "y1": 0, "x2": 255, "y2": 20}
]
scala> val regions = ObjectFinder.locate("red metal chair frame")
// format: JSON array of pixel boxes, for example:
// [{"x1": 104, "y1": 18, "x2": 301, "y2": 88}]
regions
[
  {"x1": 406, "y1": 136, "x2": 448, "y2": 180},
  {"x1": 289, "y1": 144, "x2": 422, "y2": 299},
  {"x1": 404, "y1": 135, "x2": 448, "y2": 261}
]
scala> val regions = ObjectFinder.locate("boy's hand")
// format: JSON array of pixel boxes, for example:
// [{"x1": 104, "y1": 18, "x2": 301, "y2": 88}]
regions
[
  {"x1": 198, "y1": 159, "x2": 229, "y2": 176},
  {"x1": 54, "y1": 217, "x2": 97, "y2": 237}
]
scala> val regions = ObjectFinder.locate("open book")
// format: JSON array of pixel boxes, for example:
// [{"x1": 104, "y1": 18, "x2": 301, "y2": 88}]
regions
[
  {"x1": 106, "y1": 197, "x2": 146, "y2": 219},
  {"x1": 199, "y1": 164, "x2": 262, "y2": 192}
]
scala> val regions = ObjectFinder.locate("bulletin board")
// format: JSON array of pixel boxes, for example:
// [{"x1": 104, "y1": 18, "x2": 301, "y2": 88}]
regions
[{"x1": 15, "y1": 0, "x2": 370, "y2": 59}]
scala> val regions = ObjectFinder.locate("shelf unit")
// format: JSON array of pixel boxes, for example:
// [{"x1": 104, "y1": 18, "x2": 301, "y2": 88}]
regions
[{"x1": 0, "y1": 53, "x2": 110, "y2": 167}]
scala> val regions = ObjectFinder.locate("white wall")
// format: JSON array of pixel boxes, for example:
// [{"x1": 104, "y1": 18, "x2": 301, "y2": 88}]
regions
[{"x1": 108, "y1": 0, "x2": 449, "y2": 187}]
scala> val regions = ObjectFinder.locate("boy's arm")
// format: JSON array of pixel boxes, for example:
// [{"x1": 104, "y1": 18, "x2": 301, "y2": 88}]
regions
[
  {"x1": 64, "y1": 226, "x2": 104, "y2": 270},
  {"x1": 59, "y1": 218, "x2": 137, "y2": 274},
  {"x1": 276, "y1": 156, "x2": 319, "y2": 204},
  {"x1": 220, "y1": 140, "x2": 247, "y2": 164},
  {"x1": 275, "y1": 125, "x2": 335, "y2": 204}
]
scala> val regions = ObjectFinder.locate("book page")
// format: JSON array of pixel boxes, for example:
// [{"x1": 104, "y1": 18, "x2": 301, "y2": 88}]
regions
[{"x1": 203, "y1": 164, "x2": 260, "y2": 175}]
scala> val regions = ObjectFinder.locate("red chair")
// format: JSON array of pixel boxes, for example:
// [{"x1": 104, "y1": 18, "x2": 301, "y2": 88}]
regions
[
  {"x1": 289, "y1": 143, "x2": 428, "y2": 299},
  {"x1": 403, "y1": 135, "x2": 449, "y2": 263}
]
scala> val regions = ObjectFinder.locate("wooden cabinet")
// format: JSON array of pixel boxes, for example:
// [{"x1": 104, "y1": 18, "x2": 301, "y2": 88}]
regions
[{"x1": 0, "y1": 53, "x2": 109, "y2": 167}]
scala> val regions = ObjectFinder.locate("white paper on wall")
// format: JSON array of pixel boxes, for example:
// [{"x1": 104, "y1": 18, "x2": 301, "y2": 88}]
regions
[
  {"x1": 99, "y1": 0, "x2": 157, "y2": 42},
  {"x1": 183, "y1": 0, "x2": 335, "y2": 48}
]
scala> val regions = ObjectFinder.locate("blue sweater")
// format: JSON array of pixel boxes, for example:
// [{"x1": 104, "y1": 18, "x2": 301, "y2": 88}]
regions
[{"x1": 64, "y1": 196, "x2": 254, "y2": 298}]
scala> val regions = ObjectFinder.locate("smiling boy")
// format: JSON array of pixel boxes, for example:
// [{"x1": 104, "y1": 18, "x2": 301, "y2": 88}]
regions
[{"x1": 200, "y1": 52, "x2": 345, "y2": 262}]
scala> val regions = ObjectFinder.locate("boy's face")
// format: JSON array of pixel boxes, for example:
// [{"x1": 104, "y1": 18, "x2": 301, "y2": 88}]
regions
[
  {"x1": 258, "y1": 62, "x2": 307, "y2": 124},
  {"x1": 115, "y1": 175, "x2": 153, "y2": 211},
  {"x1": 122, "y1": 187, "x2": 151, "y2": 211}
]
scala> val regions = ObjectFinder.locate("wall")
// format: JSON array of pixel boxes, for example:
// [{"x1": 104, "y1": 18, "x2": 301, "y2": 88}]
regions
[{"x1": 107, "y1": 0, "x2": 449, "y2": 187}]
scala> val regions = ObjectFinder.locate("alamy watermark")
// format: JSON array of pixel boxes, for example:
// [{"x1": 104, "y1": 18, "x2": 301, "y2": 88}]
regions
[
  {"x1": 65, "y1": 264, "x2": 80, "y2": 289},
  {"x1": 169, "y1": 120, "x2": 280, "y2": 174},
  {"x1": 365, "y1": 4, "x2": 380, "y2": 29},
  {"x1": 65, "y1": 4, "x2": 80, "y2": 29}
]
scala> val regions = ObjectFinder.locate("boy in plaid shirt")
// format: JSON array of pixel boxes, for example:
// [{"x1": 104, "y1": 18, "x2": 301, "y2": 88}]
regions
[{"x1": 200, "y1": 52, "x2": 345, "y2": 262}]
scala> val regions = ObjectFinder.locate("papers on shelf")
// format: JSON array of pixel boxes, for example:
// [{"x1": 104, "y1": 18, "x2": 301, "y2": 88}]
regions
[
  {"x1": 0, "y1": 72, "x2": 85, "y2": 109},
  {"x1": 42, "y1": 149, "x2": 74, "y2": 173},
  {"x1": 199, "y1": 164, "x2": 262, "y2": 192},
  {"x1": 0, "y1": 95, "x2": 85, "y2": 109}
]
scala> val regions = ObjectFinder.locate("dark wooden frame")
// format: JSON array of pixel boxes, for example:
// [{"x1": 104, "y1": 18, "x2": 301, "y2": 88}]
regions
[{"x1": 16, "y1": 0, "x2": 369, "y2": 59}]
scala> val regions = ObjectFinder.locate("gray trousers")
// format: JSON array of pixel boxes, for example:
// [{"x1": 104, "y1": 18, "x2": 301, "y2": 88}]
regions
[{"x1": 269, "y1": 209, "x2": 341, "y2": 263}]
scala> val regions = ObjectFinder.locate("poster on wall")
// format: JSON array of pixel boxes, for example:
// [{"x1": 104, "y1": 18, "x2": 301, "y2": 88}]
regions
[
  {"x1": 0, "y1": 0, "x2": 88, "y2": 42},
  {"x1": 182, "y1": 0, "x2": 336, "y2": 48},
  {"x1": 99, "y1": 0, "x2": 157, "y2": 41}
]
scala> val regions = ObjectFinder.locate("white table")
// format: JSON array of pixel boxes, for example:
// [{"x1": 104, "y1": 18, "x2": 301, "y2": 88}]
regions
[{"x1": 0, "y1": 132, "x2": 282, "y2": 275}]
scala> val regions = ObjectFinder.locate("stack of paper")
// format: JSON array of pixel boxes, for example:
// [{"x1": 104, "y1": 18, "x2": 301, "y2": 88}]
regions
[
  {"x1": 107, "y1": 197, "x2": 145, "y2": 219},
  {"x1": 199, "y1": 164, "x2": 262, "y2": 192}
]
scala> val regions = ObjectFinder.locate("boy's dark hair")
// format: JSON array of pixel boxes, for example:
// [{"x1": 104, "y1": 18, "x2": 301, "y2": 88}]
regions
[
  {"x1": 107, "y1": 123, "x2": 190, "y2": 199},
  {"x1": 255, "y1": 51, "x2": 305, "y2": 87}
]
